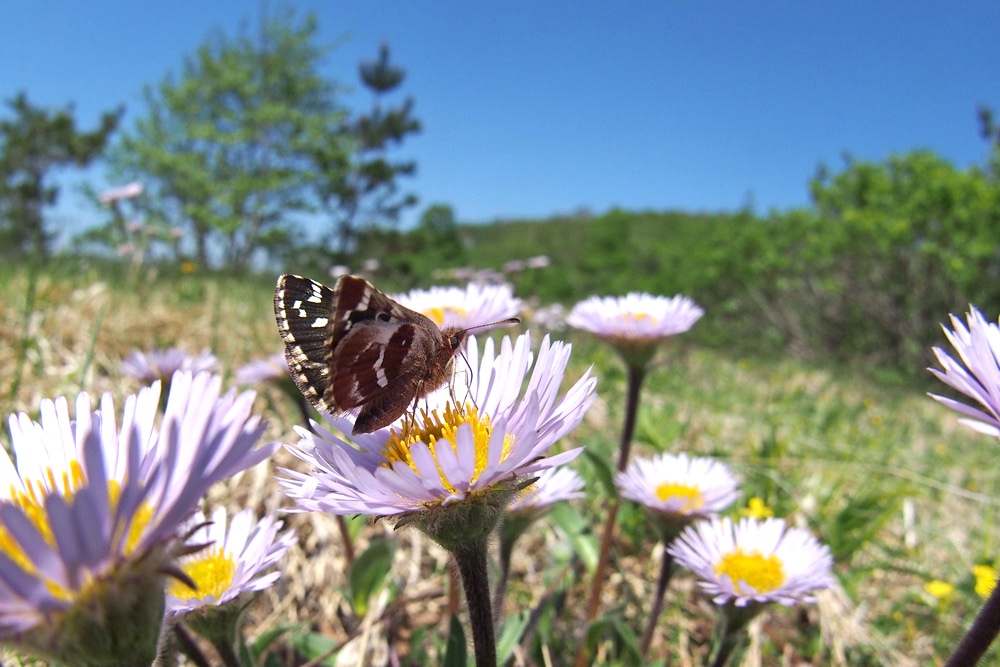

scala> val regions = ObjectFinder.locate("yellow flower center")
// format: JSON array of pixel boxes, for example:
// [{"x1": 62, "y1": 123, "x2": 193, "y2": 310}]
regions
[
  {"x1": 654, "y1": 482, "x2": 703, "y2": 512},
  {"x1": 424, "y1": 305, "x2": 468, "y2": 326},
  {"x1": 168, "y1": 547, "x2": 235, "y2": 601},
  {"x1": 383, "y1": 404, "x2": 512, "y2": 494},
  {"x1": 0, "y1": 463, "x2": 154, "y2": 601},
  {"x1": 623, "y1": 311, "x2": 653, "y2": 323},
  {"x1": 715, "y1": 549, "x2": 786, "y2": 595}
]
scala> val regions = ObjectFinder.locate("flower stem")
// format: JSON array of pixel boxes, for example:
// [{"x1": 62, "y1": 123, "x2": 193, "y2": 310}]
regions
[
  {"x1": 452, "y1": 542, "x2": 497, "y2": 667},
  {"x1": 336, "y1": 516, "x2": 356, "y2": 565},
  {"x1": 640, "y1": 543, "x2": 675, "y2": 657},
  {"x1": 709, "y1": 604, "x2": 760, "y2": 667},
  {"x1": 945, "y1": 575, "x2": 1000, "y2": 667},
  {"x1": 574, "y1": 363, "x2": 646, "y2": 667},
  {"x1": 172, "y1": 623, "x2": 212, "y2": 667},
  {"x1": 492, "y1": 532, "x2": 516, "y2": 626},
  {"x1": 615, "y1": 363, "x2": 646, "y2": 473}
]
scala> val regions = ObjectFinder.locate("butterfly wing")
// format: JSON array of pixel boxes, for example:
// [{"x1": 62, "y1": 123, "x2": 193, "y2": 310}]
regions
[
  {"x1": 275, "y1": 274, "x2": 452, "y2": 434},
  {"x1": 274, "y1": 274, "x2": 339, "y2": 414},
  {"x1": 331, "y1": 320, "x2": 444, "y2": 433}
]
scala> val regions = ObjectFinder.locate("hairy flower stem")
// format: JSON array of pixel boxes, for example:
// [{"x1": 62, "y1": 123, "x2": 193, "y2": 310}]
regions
[
  {"x1": 453, "y1": 541, "x2": 497, "y2": 667},
  {"x1": 492, "y1": 533, "x2": 516, "y2": 626},
  {"x1": 615, "y1": 363, "x2": 646, "y2": 473},
  {"x1": 574, "y1": 363, "x2": 646, "y2": 667},
  {"x1": 640, "y1": 544, "x2": 675, "y2": 657},
  {"x1": 944, "y1": 575, "x2": 1000, "y2": 667},
  {"x1": 172, "y1": 624, "x2": 212, "y2": 667}
]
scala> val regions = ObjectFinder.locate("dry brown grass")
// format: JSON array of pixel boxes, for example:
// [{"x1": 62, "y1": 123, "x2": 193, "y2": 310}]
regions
[{"x1": 1, "y1": 265, "x2": 998, "y2": 665}]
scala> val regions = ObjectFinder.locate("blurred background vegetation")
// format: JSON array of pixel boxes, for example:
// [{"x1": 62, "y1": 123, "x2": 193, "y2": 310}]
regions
[{"x1": 2, "y1": 7, "x2": 999, "y2": 381}]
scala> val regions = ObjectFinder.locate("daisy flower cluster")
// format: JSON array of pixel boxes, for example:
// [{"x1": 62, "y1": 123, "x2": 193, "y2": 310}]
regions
[
  {"x1": 567, "y1": 291, "x2": 704, "y2": 369},
  {"x1": 668, "y1": 516, "x2": 835, "y2": 608},
  {"x1": 616, "y1": 452, "x2": 740, "y2": 539},
  {"x1": 279, "y1": 332, "x2": 596, "y2": 545},
  {"x1": 121, "y1": 346, "x2": 219, "y2": 383},
  {"x1": 0, "y1": 371, "x2": 280, "y2": 664},
  {"x1": 393, "y1": 282, "x2": 523, "y2": 329}
]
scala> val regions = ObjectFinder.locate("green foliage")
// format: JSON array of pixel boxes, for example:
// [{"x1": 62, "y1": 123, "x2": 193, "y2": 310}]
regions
[
  {"x1": 442, "y1": 613, "x2": 467, "y2": 667},
  {"x1": 749, "y1": 151, "x2": 1000, "y2": 370},
  {"x1": 0, "y1": 93, "x2": 120, "y2": 259},
  {"x1": 346, "y1": 538, "x2": 397, "y2": 617},
  {"x1": 395, "y1": 148, "x2": 1000, "y2": 376},
  {"x1": 287, "y1": 632, "x2": 339, "y2": 665},
  {"x1": 108, "y1": 9, "x2": 351, "y2": 270},
  {"x1": 322, "y1": 43, "x2": 421, "y2": 258}
]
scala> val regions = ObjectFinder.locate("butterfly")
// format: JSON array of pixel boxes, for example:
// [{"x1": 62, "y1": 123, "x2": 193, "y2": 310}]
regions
[{"x1": 274, "y1": 274, "x2": 519, "y2": 435}]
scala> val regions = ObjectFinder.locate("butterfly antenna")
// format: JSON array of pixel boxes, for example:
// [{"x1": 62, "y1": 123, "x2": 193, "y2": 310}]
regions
[{"x1": 461, "y1": 317, "x2": 521, "y2": 335}]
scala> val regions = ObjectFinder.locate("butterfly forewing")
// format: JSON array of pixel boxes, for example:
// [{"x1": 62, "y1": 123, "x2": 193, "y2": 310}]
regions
[
  {"x1": 274, "y1": 274, "x2": 338, "y2": 415},
  {"x1": 274, "y1": 273, "x2": 461, "y2": 435}
]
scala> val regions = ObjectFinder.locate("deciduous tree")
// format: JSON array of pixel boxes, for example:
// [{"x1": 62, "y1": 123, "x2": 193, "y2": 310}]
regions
[
  {"x1": 109, "y1": 9, "x2": 351, "y2": 270},
  {"x1": 0, "y1": 93, "x2": 120, "y2": 259}
]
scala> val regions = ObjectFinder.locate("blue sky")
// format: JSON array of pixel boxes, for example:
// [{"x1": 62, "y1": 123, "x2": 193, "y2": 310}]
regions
[{"x1": 3, "y1": 2, "x2": 998, "y2": 240}]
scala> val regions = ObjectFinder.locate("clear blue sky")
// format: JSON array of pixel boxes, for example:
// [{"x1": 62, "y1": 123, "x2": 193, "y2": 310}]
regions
[{"x1": 3, "y1": 1, "x2": 998, "y2": 240}]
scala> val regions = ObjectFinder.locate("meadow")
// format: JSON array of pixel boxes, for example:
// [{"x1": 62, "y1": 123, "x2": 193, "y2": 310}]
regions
[{"x1": 1, "y1": 256, "x2": 995, "y2": 666}]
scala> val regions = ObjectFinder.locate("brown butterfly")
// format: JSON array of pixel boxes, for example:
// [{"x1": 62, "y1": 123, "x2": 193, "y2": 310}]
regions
[{"x1": 274, "y1": 274, "x2": 519, "y2": 435}]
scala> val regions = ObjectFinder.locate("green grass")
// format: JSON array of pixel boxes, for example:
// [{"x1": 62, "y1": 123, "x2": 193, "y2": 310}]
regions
[{"x1": 0, "y1": 262, "x2": 995, "y2": 665}]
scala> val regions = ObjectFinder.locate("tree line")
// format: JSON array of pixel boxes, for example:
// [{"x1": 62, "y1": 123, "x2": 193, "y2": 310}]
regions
[{"x1": 0, "y1": 9, "x2": 419, "y2": 270}]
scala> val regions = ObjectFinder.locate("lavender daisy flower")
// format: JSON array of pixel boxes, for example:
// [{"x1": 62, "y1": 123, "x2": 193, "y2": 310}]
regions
[
  {"x1": 929, "y1": 306, "x2": 1000, "y2": 438},
  {"x1": 393, "y1": 282, "x2": 523, "y2": 329},
  {"x1": 569, "y1": 293, "x2": 704, "y2": 641},
  {"x1": 235, "y1": 353, "x2": 290, "y2": 385},
  {"x1": 121, "y1": 346, "x2": 219, "y2": 383},
  {"x1": 530, "y1": 303, "x2": 568, "y2": 332},
  {"x1": 668, "y1": 517, "x2": 834, "y2": 608},
  {"x1": 568, "y1": 292, "x2": 704, "y2": 369},
  {"x1": 167, "y1": 506, "x2": 295, "y2": 615},
  {"x1": 280, "y1": 332, "x2": 595, "y2": 526},
  {"x1": 668, "y1": 517, "x2": 834, "y2": 665},
  {"x1": 280, "y1": 332, "x2": 595, "y2": 664},
  {"x1": 0, "y1": 372, "x2": 276, "y2": 664},
  {"x1": 617, "y1": 453, "x2": 739, "y2": 655},
  {"x1": 495, "y1": 466, "x2": 586, "y2": 618},
  {"x1": 508, "y1": 466, "x2": 585, "y2": 514},
  {"x1": 616, "y1": 452, "x2": 739, "y2": 540}
]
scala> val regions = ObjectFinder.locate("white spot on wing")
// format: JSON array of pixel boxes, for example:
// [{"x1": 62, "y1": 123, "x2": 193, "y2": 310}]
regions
[
  {"x1": 312, "y1": 317, "x2": 328, "y2": 328},
  {"x1": 374, "y1": 348, "x2": 388, "y2": 387}
]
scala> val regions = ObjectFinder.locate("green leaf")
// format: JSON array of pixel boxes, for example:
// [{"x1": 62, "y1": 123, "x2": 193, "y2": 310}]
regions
[
  {"x1": 582, "y1": 447, "x2": 616, "y2": 497},
  {"x1": 549, "y1": 502, "x2": 599, "y2": 572},
  {"x1": 288, "y1": 632, "x2": 339, "y2": 665},
  {"x1": 250, "y1": 622, "x2": 303, "y2": 661},
  {"x1": 496, "y1": 610, "x2": 530, "y2": 666},
  {"x1": 347, "y1": 537, "x2": 397, "y2": 616},
  {"x1": 442, "y1": 613, "x2": 468, "y2": 667}
]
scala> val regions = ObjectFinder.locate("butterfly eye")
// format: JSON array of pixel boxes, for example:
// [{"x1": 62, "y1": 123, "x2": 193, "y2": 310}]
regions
[{"x1": 450, "y1": 334, "x2": 462, "y2": 350}]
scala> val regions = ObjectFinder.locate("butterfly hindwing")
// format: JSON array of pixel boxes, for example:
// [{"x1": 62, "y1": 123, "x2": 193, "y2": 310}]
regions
[{"x1": 329, "y1": 321, "x2": 430, "y2": 409}]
